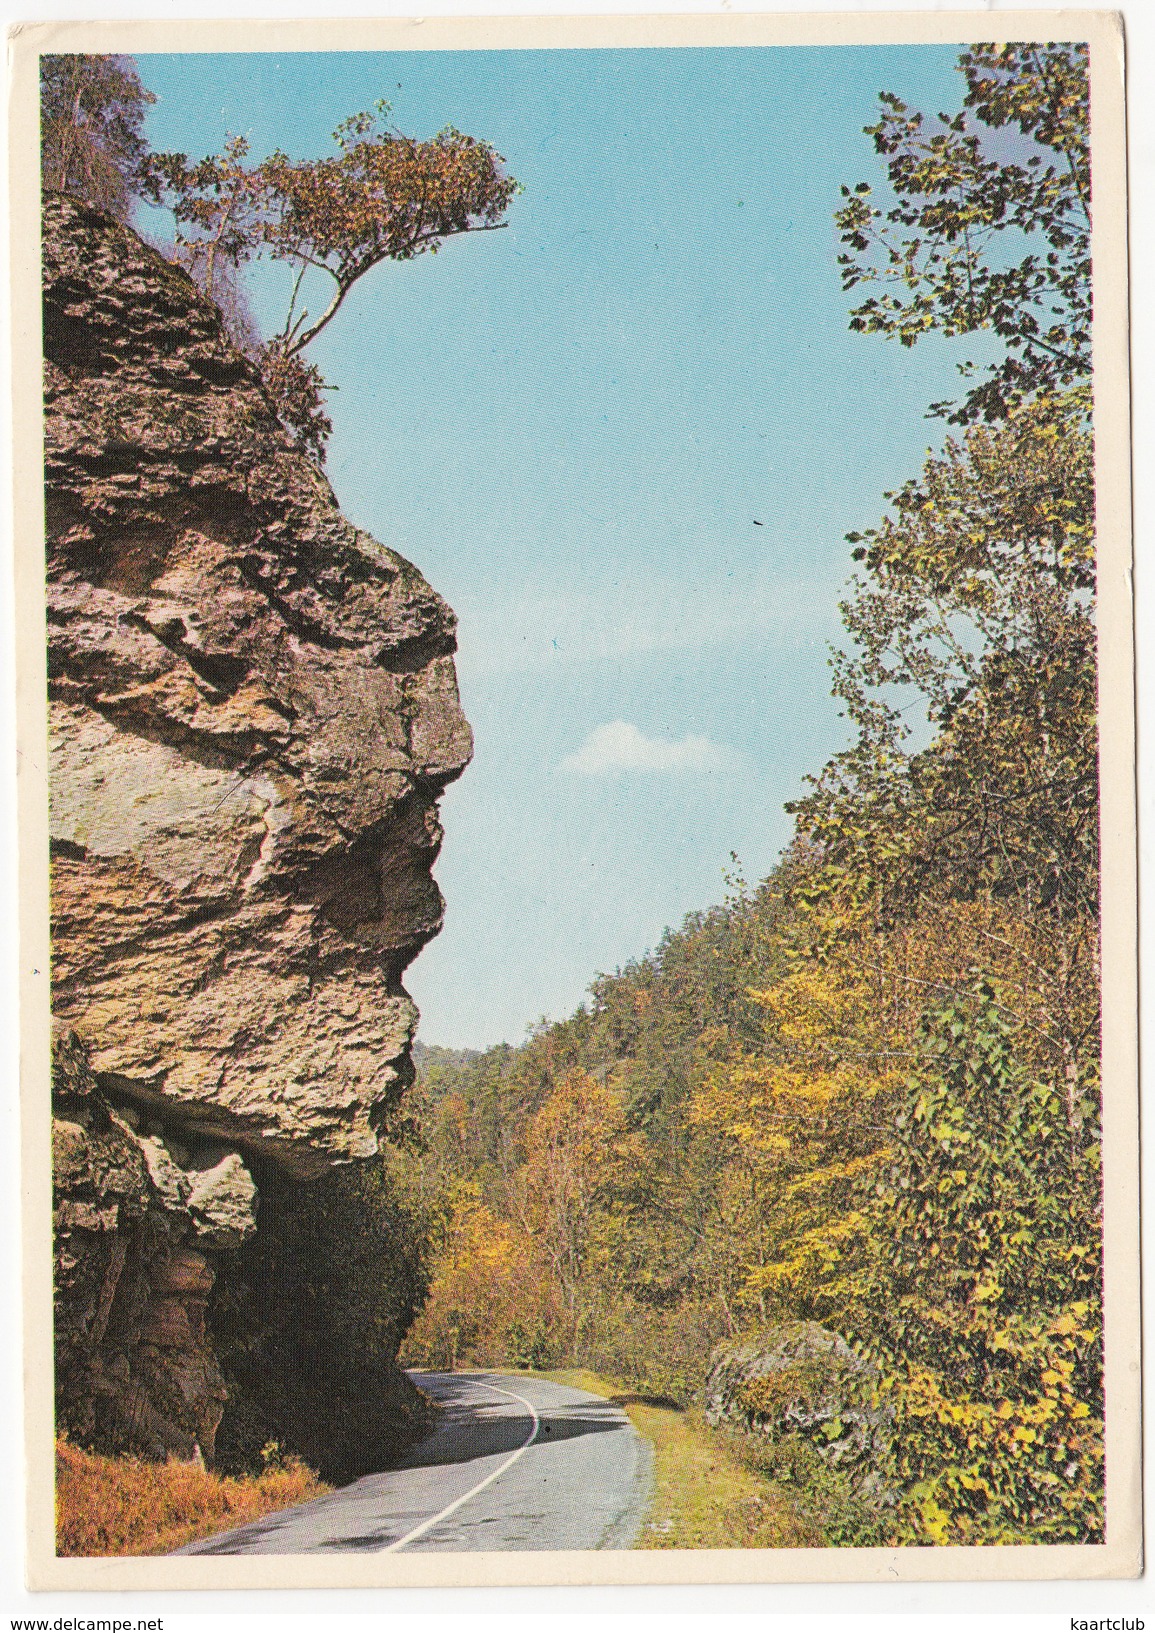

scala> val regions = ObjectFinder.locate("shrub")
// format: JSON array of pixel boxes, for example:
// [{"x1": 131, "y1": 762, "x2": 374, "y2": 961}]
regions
[{"x1": 255, "y1": 338, "x2": 333, "y2": 460}]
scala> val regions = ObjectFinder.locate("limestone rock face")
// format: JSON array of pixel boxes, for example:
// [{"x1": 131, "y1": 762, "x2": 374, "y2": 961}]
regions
[
  {"x1": 44, "y1": 193, "x2": 472, "y2": 1173},
  {"x1": 44, "y1": 194, "x2": 471, "y2": 1462}
]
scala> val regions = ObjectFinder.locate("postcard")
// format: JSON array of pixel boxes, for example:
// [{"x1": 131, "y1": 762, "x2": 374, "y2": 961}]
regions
[{"x1": 9, "y1": 9, "x2": 1139, "y2": 1589}]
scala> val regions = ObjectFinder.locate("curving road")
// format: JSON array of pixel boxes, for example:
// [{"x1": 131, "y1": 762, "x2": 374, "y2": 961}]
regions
[{"x1": 177, "y1": 1370, "x2": 653, "y2": 1554}]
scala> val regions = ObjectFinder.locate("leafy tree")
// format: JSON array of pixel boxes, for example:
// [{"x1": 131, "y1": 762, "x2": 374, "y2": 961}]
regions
[
  {"x1": 142, "y1": 104, "x2": 518, "y2": 458},
  {"x1": 795, "y1": 50, "x2": 1098, "y2": 1078},
  {"x1": 784, "y1": 43, "x2": 1106, "y2": 1546},
  {"x1": 860, "y1": 986, "x2": 1103, "y2": 1544},
  {"x1": 260, "y1": 105, "x2": 519, "y2": 357},
  {"x1": 836, "y1": 44, "x2": 1090, "y2": 423},
  {"x1": 688, "y1": 955, "x2": 900, "y2": 1331},
  {"x1": 143, "y1": 133, "x2": 266, "y2": 302},
  {"x1": 40, "y1": 53, "x2": 154, "y2": 220},
  {"x1": 401, "y1": 1178, "x2": 562, "y2": 1371},
  {"x1": 520, "y1": 1069, "x2": 636, "y2": 1321},
  {"x1": 790, "y1": 388, "x2": 1097, "y2": 935}
]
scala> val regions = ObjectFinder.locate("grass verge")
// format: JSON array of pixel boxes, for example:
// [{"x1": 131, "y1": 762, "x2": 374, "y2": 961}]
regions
[
  {"x1": 55, "y1": 1437, "x2": 331, "y2": 1557},
  {"x1": 536, "y1": 1368, "x2": 820, "y2": 1549}
]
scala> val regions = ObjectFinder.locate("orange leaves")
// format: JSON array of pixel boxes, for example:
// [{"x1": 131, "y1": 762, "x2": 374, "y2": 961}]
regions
[
  {"x1": 55, "y1": 1436, "x2": 329, "y2": 1557},
  {"x1": 521, "y1": 1070, "x2": 640, "y2": 1303},
  {"x1": 404, "y1": 1072, "x2": 636, "y2": 1370},
  {"x1": 258, "y1": 113, "x2": 517, "y2": 349},
  {"x1": 147, "y1": 103, "x2": 518, "y2": 361},
  {"x1": 401, "y1": 1179, "x2": 560, "y2": 1369}
]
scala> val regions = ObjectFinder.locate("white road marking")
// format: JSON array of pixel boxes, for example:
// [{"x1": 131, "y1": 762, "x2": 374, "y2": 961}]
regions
[{"x1": 380, "y1": 1378, "x2": 542, "y2": 1554}]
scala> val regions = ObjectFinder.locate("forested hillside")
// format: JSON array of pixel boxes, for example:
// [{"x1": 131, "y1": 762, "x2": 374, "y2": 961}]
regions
[{"x1": 403, "y1": 43, "x2": 1103, "y2": 1548}]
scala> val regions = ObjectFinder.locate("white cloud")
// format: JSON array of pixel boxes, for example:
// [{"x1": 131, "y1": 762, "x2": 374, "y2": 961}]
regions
[{"x1": 560, "y1": 720, "x2": 727, "y2": 775}]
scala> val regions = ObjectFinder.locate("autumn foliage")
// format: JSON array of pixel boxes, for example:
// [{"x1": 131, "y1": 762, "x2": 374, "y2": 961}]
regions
[
  {"x1": 41, "y1": 47, "x2": 1104, "y2": 1549},
  {"x1": 41, "y1": 64, "x2": 518, "y2": 461},
  {"x1": 407, "y1": 44, "x2": 1102, "y2": 1549}
]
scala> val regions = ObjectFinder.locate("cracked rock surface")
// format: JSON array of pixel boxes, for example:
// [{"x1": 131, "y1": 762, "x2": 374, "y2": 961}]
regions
[
  {"x1": 45, "y1": 194, "x2": 471, "y2": 1463},
  {"x1": 45, "y1": 193, "x2": 472, "y2": 1174}
]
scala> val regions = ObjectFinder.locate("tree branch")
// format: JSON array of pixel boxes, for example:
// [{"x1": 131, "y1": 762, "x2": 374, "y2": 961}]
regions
[{"x1": 286, "y1": 222, "x2": 509, "y2": 354}]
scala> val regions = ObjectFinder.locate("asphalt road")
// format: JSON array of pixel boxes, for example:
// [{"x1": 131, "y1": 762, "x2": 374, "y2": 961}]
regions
[{"x1": 177, "y1": 1370, "x2": 653, "y2": 1554}]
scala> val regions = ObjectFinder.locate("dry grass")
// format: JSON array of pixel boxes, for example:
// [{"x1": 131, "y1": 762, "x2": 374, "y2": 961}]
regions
[
  {"x1": 539, "y1": 1368, "x2": 819, "y2": 1549},
  {"x1": 55, "y1": 1437, "x2": 331, "y2": 1557}
]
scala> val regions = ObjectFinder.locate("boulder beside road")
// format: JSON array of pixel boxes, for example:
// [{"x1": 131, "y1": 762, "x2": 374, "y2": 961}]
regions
[{"x1": 704, "y1": 1320, "x2": 893, "y2": 1501}]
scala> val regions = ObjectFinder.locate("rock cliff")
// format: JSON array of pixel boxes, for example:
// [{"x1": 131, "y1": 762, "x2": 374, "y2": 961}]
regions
[{"x1": 45, "y1": 194, "x2": 471, "y2": 1469}]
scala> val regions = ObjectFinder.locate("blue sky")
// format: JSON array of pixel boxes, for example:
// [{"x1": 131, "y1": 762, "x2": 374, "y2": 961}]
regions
[{"x1": 138, "y1": 45, "x2": 984, "y2": 1046}]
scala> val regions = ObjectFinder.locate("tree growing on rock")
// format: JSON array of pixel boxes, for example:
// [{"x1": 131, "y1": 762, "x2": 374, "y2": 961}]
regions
[
  {"x1": 143, "y1": 101, "x2": 519, "y2": 458},
  {"x1": 142, "y1": 132, "x2": 266, "y2": 303},
  {"x1": 41, "y1": 60, "x2": 519, "y2": 461}
]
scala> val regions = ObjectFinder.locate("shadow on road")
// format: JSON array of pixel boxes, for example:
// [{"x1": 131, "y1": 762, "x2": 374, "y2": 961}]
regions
[
  {"x1": 177, "y1": 1372, "x2": 644, "y2": 1556},
  {"x1": 399, "y1": 1374, "x2": 627, "y2": 1471}
]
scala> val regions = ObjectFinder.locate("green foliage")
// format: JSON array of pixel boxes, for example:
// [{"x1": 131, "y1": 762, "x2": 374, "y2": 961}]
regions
[
  {"x1": 790, "y1": 389, "x2": 1097, "y2": 929},
  {"x1": 40, "y1": 41, "x2": 1104, "y2": 1547},
  {"x1": 736, "y1": 1431, "x2": 891, "y2": 1547},
  {"x1": 859, "y1": 986, "x2": 1103, "y2": 1543},
  {"x1": 790, "y1": 42, "x2": 1102, "y2": 1544},
  {"x1": 142, "y1": 133, "x2": 266, "y2": 301},
  {"x1": 40, "y1": 54, "x2": 155, "y2": 221},
  {"x1": 806, "y1": 44, "x2": 1096, "y2": 934},
  {"x1": 836, "y1": 44, "x2": 1090, "y2": 422}
]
